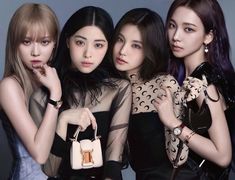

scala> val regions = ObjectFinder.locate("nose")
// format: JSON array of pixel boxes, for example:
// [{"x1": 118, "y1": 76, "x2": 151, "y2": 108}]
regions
[
  {"x1": 84, "y1": 45, "x2": 92, "y2": 58},
  {"x1": 31, "y1": 43, "x2": 40, "y2": 56},
  {"x1": 119, "y1": 43, "x2": 127, "y2": 56},
  {"x1": 172, "y1": 28, "x2": 181, "y2": 42}
]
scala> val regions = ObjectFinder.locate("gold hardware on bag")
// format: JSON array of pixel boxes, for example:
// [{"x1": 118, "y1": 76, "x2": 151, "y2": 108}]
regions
[
  {"x1": 70, "y1": 126, "x2": 103, "y2": 169},
  {"x1": 82, "y1": 150, "x2": 94, "y2": 166}
]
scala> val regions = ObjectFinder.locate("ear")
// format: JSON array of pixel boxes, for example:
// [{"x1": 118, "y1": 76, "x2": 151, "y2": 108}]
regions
[{"x1": 204, "y1": 30, "x2": 214, "y2": 45}]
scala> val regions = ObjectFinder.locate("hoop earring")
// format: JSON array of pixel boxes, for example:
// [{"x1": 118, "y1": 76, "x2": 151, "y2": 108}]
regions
[{"x1": 204, "y1": 44, "x2": 209, "y2": 53}]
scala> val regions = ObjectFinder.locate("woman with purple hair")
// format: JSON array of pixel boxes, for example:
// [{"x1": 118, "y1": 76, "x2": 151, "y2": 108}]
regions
[{"x1": 153, "y1": 0, "x2": 235, "y2": 179}]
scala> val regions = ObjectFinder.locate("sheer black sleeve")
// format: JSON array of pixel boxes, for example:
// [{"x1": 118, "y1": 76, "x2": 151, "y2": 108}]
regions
[{"x1": 104, "y1": 80, "x2": 132, "y2": 179}]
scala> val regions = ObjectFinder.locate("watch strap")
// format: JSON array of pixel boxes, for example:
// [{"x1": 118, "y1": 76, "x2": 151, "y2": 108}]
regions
[
  {"x1": 173, "y1": 122, "x2": 185, "y2": 136},
  {"x1": 48, "y1": 98, "x2": 62, "y2": 109},
  {"x1": 179, "y1": 122, "x2": 185, "y2": 129}
]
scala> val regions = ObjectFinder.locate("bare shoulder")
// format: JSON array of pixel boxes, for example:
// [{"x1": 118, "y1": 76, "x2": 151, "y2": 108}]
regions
[
  {"x1": 0, "y1": 76, "x2": 22, "y2": 94},
  {"x1": 0, "y1": 76, "x2": 24, "y2": 103}
]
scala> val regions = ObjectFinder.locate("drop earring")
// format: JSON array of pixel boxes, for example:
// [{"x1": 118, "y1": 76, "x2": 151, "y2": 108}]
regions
[{"x1": 204, "y1": 44, "x2": 208, "y2": 53}]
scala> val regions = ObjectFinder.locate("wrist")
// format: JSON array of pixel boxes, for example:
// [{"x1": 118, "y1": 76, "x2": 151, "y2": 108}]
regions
[
  {"x1": 48, "y1": 98, "x2": 63, "y2": 109},
  {"x1": 49, "y1": 92, "x2": 62, "y2": 102},
  {"x1": 169, "y1": 118, "x2": 182, "y2": 131},
  {"x1": 184, "y1": 131, "x2": 196, "y2": 145},
  {"x1": 49, "y1": 87, "x2": 62, "y2": 101},
  {"x1": 172, "y1": 122, "x2": 185, "y2": 137}
]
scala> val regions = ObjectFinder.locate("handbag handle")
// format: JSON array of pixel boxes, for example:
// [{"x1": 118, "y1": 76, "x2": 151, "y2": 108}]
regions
[{"x1": 71, "y1": 126, "x2": 99, "y2": 142}]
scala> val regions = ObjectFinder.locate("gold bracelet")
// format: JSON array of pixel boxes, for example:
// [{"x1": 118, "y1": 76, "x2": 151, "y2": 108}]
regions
[{"x1": 184, "y1": 131, "x2": 196, "y2": 145}]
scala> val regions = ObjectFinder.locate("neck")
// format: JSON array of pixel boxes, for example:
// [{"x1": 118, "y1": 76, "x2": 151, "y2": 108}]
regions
[
  {"x1": 184, "y1": 59, "x2": 206, "y2": 77},
  {"x1": 183, "y1": 49, "x2": 206, "y2": 77},
  {"x1": 128, "y1": 72, "x2": 142, "y2": 84}
]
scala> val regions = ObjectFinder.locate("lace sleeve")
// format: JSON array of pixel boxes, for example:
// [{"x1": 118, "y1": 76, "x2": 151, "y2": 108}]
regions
[{"x1": 105, "y1": 80, "x2": 132, "y2": 162}]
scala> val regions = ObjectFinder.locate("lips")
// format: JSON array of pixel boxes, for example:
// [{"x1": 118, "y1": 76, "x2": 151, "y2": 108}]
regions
[
  {"x1": 81, "y1": 61, "x2": 93, "y2": 67},
  {"x1": 171, "y1": 44, "x2": 183, "y2": 52},
  {"x1": 31, "y1": 60, "x2": 42, "y2": 64},
  {"x1": 116, "y1": 57, "x2": 127, "y2": 65},
  {"x1": 31, "y1": 60, "x2": 43, "y2": 68}
]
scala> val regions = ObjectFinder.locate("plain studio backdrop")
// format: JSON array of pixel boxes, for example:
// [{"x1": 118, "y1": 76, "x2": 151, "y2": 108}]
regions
[{"x1": 0, "y1": 0, "x2": 234, "y2": 179}]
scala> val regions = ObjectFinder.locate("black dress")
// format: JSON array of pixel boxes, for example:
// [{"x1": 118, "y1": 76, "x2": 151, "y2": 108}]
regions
[
  {"x1": 175, "y1": 62, "x2": 235, "y2": 180},
  {"x1": 30, "y1": 78, "x2": 132, "y2": 180},
  {"x1": 127, "y1": 74, "x2": 180, "y2": 180}
]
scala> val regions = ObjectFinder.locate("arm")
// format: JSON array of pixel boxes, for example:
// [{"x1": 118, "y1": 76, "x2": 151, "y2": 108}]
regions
[
  {"x1": 43, "y1": 107, "x2": 97, "y2": 176},
  {"x1": 0, "y1": 65, "x2": 61, "y2": 164},
  {"x1": 153, "y1": 85, "x2": 232, "y2": 167},
  {"x1": 56, "y1": 107, "x2": 97, "y2": 140},
  {"x1": 104, "y1": 80, "x2": 132, "y2": 179}
]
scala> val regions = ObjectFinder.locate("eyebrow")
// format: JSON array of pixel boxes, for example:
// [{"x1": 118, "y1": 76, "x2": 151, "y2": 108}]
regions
[
  {"x1": 170, "y1": 19, "x2": 197, "y2": 27},
  {"x1": 118, "y1": 33, "x2": 142, "y2": 44},
  {"x1": 183, "y1": 22, "x2": 197, "y2": 27},
  {"x1": 133, "y1": 40, "x2": 142, "y2": 44},
  {"x1": 24, "y1": 36, "x2": 52, "y2": 41},
  {"x1": 74, "y1": 35, "x2": 106, "y2": 42}
]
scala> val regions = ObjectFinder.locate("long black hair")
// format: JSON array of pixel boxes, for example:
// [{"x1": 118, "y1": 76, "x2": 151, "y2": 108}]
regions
[
  {"x1": 111, "y1": 8, "x2": 169, "y2": 81},
  {"x1": 166, "y1": 0, "x2": 234, "y2": 79},
  {"x1": 166, "y1": 0, "x2": 235, "y2": 105},
  {"x1": 52, "y1": 6, "x2": 117, "y2": 108}
]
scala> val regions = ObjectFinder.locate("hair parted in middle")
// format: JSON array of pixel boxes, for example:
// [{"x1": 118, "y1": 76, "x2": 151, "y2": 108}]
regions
[
  {"x1": 166, "y1": 0, "x2": 234, "y2": 79},
  {"x1": 52, "y1": 6, "x2": 117, "y2": 108},
  {"x1": 4, "y1": 3, "x2": 59, "y2": 102}
]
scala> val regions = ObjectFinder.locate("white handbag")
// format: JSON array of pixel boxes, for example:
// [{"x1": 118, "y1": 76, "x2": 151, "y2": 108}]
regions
[{"x1": 70, "y1": 126, "x2": 103, "y2": 170}]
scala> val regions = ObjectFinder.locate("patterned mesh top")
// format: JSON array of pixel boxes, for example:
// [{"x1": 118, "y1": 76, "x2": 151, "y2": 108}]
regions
[{"x1": 127, "y1": 73, "x2": 182, "y2": 179}]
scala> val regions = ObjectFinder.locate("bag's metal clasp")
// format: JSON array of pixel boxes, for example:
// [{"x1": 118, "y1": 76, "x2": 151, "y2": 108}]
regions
[{"x1": 82, "y1": 149, "x2": 94, "y2": 166}]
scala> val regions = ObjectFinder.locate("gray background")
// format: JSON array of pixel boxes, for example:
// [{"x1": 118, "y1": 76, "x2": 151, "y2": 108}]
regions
[{"x1": 0, "y1": 0, "x2": 234, "y2": 179}]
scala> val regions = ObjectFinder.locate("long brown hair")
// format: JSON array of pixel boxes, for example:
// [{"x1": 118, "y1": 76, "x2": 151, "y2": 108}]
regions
[{"x1": 4, "y1": 3, "x2": 59, "y2": 103}]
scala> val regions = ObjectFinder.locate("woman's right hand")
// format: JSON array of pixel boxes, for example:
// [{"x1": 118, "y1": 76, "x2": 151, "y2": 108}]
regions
[
  {"x1": 59, "y1": 108, "x2": 97, "y2": 131},
  {"x1": 32, "y1": 64, "x2": 61, "y2": 100},
  {"x1": 153, "y1": 88, "x2": 181, "y2": 129}
]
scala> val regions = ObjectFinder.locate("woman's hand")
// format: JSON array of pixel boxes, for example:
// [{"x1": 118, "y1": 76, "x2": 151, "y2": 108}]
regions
[
  {"x1": 153, "y1": 88, "x2": 181, "y2": 129},
  {"x1": 32, "y1": 64, "x2": 61, "y2": 100},
  {"x1": 59, "y1": 108, "x2": 97, "y2": 131}
]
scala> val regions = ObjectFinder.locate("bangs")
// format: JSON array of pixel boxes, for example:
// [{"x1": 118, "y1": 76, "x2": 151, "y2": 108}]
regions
[
  {"x1": 25, "y1": 22, "x2": 51, "y2": 40},
  {"x1": 18, "y1": 13, "x2": 56, "y2": 42}
]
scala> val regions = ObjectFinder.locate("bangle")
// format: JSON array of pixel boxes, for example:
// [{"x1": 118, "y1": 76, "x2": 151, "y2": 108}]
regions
[
  {"x1": 48, "y1": 98, "x2": 63, "y2": 109},
  {"x1": 184, "y1": 131, "x2": 196, "y2": 145}
]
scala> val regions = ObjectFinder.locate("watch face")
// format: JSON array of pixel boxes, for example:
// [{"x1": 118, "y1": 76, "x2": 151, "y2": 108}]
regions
[{"x1": 173, "y1": 127, "x2": 181, "y2": 136}]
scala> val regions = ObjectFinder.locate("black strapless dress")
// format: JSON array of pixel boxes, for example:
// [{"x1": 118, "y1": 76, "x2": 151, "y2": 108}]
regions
[{"x1": 128, "y1": 112, "x2": 172, "y2": 180}]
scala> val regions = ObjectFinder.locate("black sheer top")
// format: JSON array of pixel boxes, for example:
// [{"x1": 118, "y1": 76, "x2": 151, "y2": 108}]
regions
[{"x1": 29, "y1": 78, "x2": 132, "y2": 179}]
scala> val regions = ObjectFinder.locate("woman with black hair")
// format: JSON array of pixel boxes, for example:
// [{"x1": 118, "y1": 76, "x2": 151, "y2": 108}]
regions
[{"x1": 30, "y1": 6, "x2": 132, "y2": 180}]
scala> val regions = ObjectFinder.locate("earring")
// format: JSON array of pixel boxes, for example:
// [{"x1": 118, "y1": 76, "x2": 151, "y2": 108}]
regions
[{"x1": 204, "y1": 44, "x2": 208, "y2": 53}]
